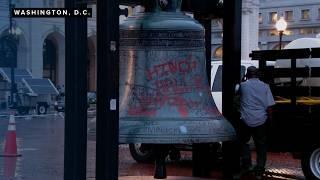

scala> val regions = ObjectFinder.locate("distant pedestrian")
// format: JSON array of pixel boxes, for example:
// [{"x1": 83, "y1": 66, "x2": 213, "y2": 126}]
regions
[{"x1": 239, "y1": 66, "x2": 275, "y2": 179}]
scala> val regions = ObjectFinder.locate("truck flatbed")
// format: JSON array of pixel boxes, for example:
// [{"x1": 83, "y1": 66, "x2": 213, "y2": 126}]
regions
[{"x1": 275, "y1": 96, "x2": 320, "y2": 105}]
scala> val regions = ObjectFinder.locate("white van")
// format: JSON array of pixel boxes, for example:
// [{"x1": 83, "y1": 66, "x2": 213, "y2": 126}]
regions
[{"x1": 210, "y1": 60, "x2": 259, "y2": 113}]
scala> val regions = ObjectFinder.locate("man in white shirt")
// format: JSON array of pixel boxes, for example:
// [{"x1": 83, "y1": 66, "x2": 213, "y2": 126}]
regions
[{"x1": 239, "y1": 66, "x2": 275, "y2": 179}]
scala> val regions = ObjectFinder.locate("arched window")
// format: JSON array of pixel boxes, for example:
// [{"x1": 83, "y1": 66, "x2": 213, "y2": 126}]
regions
[{"x1": 43, "y1": 39, "x2": 57, "y2": 84}]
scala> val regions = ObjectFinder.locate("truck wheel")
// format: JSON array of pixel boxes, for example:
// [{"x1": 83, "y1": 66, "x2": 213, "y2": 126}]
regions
[
  {"x1": 129, "y1": 143, "x2": 155, "y2": 163},
  {"x1": 301, "y1": 146, "x2": 320, "y2": 179},
  {"x1": 169, "y1": 149, "x2": 181, "y2": 161},
  {"x1": 37, "y1": 105, "x2": 47, "y2": 115}
]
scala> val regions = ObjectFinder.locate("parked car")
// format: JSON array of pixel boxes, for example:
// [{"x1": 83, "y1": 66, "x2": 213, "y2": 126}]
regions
[
  {"x1": 87, "y1": 92, "x2": 96, "y2": 104},
  {"x1": 54, "y1": 92, "x2": 96, "y2": 112},
  {"x1": 54, "y1": 94, "x2": 65, "y2": 112}
]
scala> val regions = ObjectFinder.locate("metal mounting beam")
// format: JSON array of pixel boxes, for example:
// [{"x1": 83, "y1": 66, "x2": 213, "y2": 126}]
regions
[
  {"x1": 96, "y1": 0, "x2": 120, "y2": 179},
  {"x1": 64, "y1": 0, "x2": 88, "y2": 179}
]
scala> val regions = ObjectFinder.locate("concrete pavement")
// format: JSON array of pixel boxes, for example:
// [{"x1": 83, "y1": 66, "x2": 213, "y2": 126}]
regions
[
  {"x1": 0, "y1": 114, "x2": 305, "y2": 180},
  {"x1": 119, "y1": 176, "x2": 212, "y2": 180}
]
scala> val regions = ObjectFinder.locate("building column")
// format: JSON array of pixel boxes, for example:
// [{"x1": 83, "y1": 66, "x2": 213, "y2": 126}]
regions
[
  {"x1": 250, "y1": 0, "x2": 259, "y2": 52},
  {"x1": 241, "y1": 10, "x2": 250, "y2": 60},
  {"x1": 241, "y1": 0, "x2": 259, "y2": 60},
  {"x1": 30, "y1": 19, "x2": 43, "y2": 78}
]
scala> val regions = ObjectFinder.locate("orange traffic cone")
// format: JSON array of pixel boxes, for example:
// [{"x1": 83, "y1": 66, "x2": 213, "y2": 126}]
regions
[
  {"x1": 1, "y1": 114, "x2": 21, "y2": 157},
  {"x1": 3, "y1": 157, "x2": 17, "y2": 179}
]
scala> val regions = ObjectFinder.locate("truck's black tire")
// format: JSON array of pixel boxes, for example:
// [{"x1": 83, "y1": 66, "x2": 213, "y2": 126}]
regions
[
  {"x1": 37, "y1": 104, "x2": 47, "y2": 115},
  {"x1": 301, "y1": 146, "x2": 320, "y2": 179},
  {"x1": 169, "y1": 148, "x2": 181, "y2": 161},
  {"x1": 129, "y1": 143, "x2": 155, "y2": 163}
]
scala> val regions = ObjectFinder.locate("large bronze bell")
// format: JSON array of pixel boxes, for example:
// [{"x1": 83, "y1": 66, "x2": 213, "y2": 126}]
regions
[{"x1": 119, "y1": 0, "x2": 236, "y2": 144}]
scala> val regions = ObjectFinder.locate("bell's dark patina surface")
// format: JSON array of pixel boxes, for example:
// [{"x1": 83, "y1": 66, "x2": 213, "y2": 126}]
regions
[{"x1": 119, "y1": 0, "x2": 236, "y2": 144}]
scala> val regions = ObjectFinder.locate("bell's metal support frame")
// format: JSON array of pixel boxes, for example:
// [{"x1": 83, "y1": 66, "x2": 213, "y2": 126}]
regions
[
  {"x1": 64, "y1": 0, "x2": 88, "y2": 179},
  {"x1": 222, "y1": 0, "x2": 242, "y2": 121},
  {"x1": 192, "y1": 143, "x2": 211, "y2": 177},
  {"x1": 154, "y1": 145, "x2": 169, "y2": 179},
  {"x1": 192, "y1": 14, "x2": 213, "y2": 178},
  {"x1": 64, "y1": 0, "x2": 242, "y2": 179},
  {"x1": 96, "y1": 0, "x2": 119, "y2": 179},
  {"x1": 222, "y1": 0, "x2": 242, "y2": 177}
]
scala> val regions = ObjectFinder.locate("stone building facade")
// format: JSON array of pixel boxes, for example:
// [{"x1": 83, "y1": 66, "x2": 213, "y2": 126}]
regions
[
  {"x1": 0, "y1": 0, "x2": 137, "y2": 92},
  {"x1": 0, "y1": 1, "x2": 101, "y2": 92},
  {"x1": 212, "y1": 0, "x2": 320, "y2": 60},
  {"x1": 259, "y1": 0, "x2": 320, "y2": 50},
  {"x1": 2, "y1": 0, "x2": 320, "y2": 91}
]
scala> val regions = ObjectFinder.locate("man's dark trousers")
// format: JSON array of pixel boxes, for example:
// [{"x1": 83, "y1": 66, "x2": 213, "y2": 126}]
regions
[{"x1": 239, "y1": 121, "x2": 267, "y2": 172}]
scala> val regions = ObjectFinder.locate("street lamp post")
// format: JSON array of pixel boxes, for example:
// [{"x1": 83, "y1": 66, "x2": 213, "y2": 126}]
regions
[
  {"x1": 275, "y1": 17, "x2": 287, "y2": 50},
  {"x1": 8, "y1": 0, "x2": 21, "y2": 108},
  {"x1": 9, "y1": 0, "x2": 15, "y2": 108}
]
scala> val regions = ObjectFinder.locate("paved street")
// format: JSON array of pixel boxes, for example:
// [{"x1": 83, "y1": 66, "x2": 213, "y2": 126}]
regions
[
  {"x1": 0, "y1": 113, "x2": 305, "y2": 180},
  {"x1": 0, "y1": 114, "x2": 64, "y2": 180}
]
